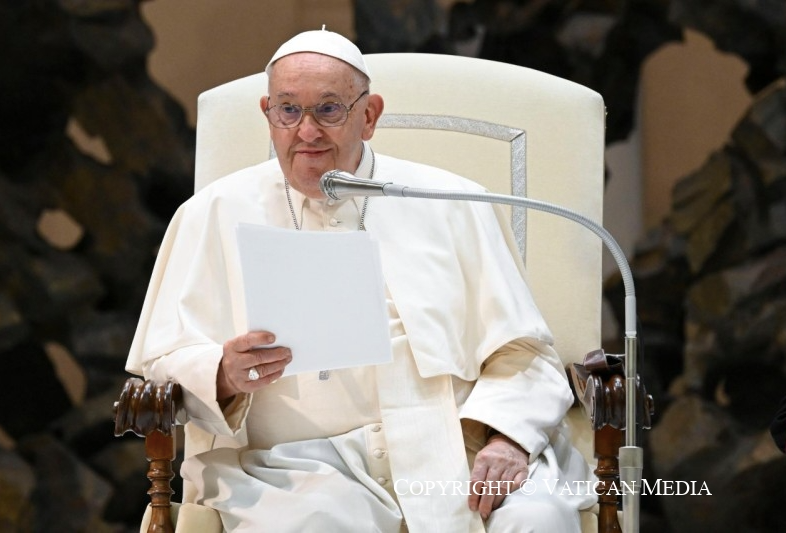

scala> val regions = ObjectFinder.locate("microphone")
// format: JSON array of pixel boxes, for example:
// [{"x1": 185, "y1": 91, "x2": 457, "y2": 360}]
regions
[
  {"x1": 320, "y1": 169, "x2": 407, "y2": 199},
  {"x1": 319, "y1": 168, "x2": 644, "y2": 533},
  {"x1": 319, "y1": 168, "x2": 636, "y2": 353}
]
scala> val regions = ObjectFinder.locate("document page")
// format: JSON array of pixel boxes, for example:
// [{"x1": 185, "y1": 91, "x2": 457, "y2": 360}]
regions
[{"x1": 236, "y1": 223, "x2": 392, "y2": 376}]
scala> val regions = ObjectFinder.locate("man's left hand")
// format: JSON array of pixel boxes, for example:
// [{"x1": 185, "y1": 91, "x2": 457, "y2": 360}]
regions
[{"x1": 468, "y1": 432, "x2": 530, "y2": 520}]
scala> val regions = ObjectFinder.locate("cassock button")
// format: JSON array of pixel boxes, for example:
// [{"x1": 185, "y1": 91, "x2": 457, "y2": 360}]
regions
[
  {"x1": 373, "y1": 448, "x2": 386, "y2": 459},
  {"x1": 377, "y1": 477, "x2": 387, "y2": 485},
  {"x1": 327, "y1": 198, "x2": 336, "y2": 206},
  {"x1": 329, "y1": 217, "x2": 339, "y2": 227},
  {"x1": 371, "y1": 424, "x2": 382, "y2": 432}
]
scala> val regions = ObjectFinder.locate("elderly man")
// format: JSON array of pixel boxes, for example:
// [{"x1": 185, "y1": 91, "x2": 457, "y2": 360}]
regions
[{"x1": 127, "y1": 29, "x2": 594, "y2": 532}]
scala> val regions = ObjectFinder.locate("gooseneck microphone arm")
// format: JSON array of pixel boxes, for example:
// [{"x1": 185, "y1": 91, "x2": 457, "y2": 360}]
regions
[
  {"x1": 320, "y1": 169, "x2": 644, "y2": 533},
  {"x1": 321, "y1": 170, "x2": 635, "y2": 320}
]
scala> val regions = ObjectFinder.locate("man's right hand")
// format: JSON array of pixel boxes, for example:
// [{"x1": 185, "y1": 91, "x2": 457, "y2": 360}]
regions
[{"x1": 217, "y1": 331, "x2": 292, "y2": 400}]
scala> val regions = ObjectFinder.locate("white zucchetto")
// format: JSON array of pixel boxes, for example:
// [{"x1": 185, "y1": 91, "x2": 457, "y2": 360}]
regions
[{"x1": 265, "y1": 28, "x2": 371, "y2": 79}]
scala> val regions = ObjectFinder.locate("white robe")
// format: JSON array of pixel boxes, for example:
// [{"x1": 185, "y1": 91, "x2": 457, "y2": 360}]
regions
[{"x1": 126, "y1": 144, "x2": 594, "y2": 532}]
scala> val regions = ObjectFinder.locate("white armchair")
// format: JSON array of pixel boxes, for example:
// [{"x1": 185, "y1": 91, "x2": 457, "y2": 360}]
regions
[{"x1": 117, "y1": 52, "x2": 613, "y2": 533}]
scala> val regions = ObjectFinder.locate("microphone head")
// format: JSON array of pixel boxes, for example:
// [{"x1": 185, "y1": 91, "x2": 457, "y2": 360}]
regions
[
  {"x1": 319, "y1": 169, "x2": 352, "y2": 201},
  {"x1": 319, "y1": 170, "x2": 388, "y2": 200}
]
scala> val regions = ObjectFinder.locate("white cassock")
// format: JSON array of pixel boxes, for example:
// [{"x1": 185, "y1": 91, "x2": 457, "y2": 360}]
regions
[{"x1": 126, "y1": 142, "x2": 596, "y2": 532}]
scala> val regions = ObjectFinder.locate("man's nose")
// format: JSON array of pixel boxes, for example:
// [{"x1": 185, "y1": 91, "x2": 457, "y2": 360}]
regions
[{"x1": 296, "y1": 112, "x2": 323, "y2": 142}]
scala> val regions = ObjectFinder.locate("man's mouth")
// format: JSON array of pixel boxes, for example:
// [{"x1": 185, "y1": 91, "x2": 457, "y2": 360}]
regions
[{"x1": 294, "y1": 147, "x2": 330, "y2": 158}]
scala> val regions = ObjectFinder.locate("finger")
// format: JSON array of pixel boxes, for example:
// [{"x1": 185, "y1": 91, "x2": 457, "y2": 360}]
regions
[
  {"x1": 260, "y1": 366, "x2": 285, "y2": 385},
  {"x1": 241, "y1": 363, "x2": 287, "y2": 392},
  {"x1": 246, "y1": 363, "x2": 285, "y2": 383},
  {"x1": 242, "y1": 365, "x2": 284, "y2": 393},
  {"x1": 484, "y1": 468, "x2": 528, "y2": 516},
  {"x1": 250, "y1": 346, "x2": 292, "y2": 365},
  {"x1": 468, "y1": 463, "x2": 489, "y2": 511},
  {"x1": 477, "y1": 468, "x2": 504, "y2": 520},
  {"x1": 232, "y1": 331, "x2": 277, "y2": 353},
  {"x1": 490, "y1": 492, "x2": 507, "y2": 514},
  {"x1": 231, "y1": 349, "x2": 290, "y2": 388},
  {"x1": 256, "y1": 354, "x2": 292, "y2": 380},
  {"x1": 512, "y1": 468, "x2": 528, "y2": 489}
]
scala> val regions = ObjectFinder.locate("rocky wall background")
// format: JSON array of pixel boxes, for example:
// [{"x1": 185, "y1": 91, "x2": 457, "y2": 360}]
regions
[{"x1": 0, "y1": 0, "x2": 784, "y2": 531}]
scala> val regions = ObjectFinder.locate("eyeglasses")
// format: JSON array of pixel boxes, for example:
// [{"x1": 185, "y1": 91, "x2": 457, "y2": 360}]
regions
[{"x1": 265, "y1": 90, "x2": 370, "y2": 129}]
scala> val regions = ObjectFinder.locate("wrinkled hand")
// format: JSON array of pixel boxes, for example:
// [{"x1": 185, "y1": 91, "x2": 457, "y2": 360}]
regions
[
  {"x1": 217, "y1": 331, "x2": 292, "y2": 400},
  {"x1": 468, "y1": 433, "x2": 530, "y2": 520}
]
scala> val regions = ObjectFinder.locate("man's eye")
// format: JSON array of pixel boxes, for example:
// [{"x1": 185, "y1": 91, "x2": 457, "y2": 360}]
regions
[
  {"x1": 279, "y1": 104, "x2": 300, "y2": 115},
  {"x1": 317, "y1": 103, "x2": 342, "y2": 115}
]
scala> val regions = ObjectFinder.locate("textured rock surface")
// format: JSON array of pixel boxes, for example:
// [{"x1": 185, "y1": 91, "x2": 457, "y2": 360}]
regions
[{"x1": 607, "y1": 79, "x2": 786, "y2": 532}]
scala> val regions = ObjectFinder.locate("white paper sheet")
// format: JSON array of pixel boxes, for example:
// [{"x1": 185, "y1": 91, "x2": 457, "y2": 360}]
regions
[{"x1": 236, "y1": 223, "x2": 392, "y2": 376}]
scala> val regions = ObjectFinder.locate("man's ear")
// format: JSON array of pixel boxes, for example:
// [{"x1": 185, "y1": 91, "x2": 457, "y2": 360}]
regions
[
  {"x1": 362, "y1": 93, "x2": 385, "y2": 141},
  {"x1": 260, "y1": 95, "x2": 269, "y2": 113}
]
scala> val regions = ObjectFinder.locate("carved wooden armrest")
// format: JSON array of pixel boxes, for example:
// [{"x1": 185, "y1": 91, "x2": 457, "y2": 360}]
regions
[
  {"x1": 113, "y1": 377, "x2": 182, "y2": 533},
  {"x1": 570, "y1": 349, "x2": 655, "y2": 533}
]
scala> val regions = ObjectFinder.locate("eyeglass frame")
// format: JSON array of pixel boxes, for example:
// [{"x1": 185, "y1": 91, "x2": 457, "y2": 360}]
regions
[{"x1": 264, "y1": 90, "x2": 370, "y2": 129}]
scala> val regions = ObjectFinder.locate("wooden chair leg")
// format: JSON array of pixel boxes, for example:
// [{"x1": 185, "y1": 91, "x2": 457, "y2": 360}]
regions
[
  {"x1": 114, "y1": 377, "x2": 182, "y2": 533},
  {"x1": 595, "y1": 424, "x2": 623, "y2": 533},
  {"x1": 146, "y1": 429, "x2": 176, "y2": 533}
]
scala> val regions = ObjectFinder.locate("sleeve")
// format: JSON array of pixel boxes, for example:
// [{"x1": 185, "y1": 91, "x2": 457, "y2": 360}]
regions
[
  {"x1": 144, "y1": 349, "x2": 251, "y2": 436},
  {"x1": 126, "y1": 199, "x2": 252, "y2": 437},
  {"x1": 458, "y1": 337, "x2": 575, "y2": 460}
]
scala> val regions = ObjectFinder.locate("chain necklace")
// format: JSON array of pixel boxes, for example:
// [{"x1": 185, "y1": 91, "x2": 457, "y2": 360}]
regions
[{"x1": 284, "y1": 149, "x2": 374, "y2": 231}]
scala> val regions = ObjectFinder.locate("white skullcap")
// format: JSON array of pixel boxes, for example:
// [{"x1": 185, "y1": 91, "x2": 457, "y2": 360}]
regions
[{"x1": 265, "y1": 28, "x2": 371, "y2": 79}]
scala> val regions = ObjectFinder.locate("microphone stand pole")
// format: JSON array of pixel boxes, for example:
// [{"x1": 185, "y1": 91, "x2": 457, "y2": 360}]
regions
[{"x1": 321, "y1": 174, "x2": 643, "y2": 533}]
